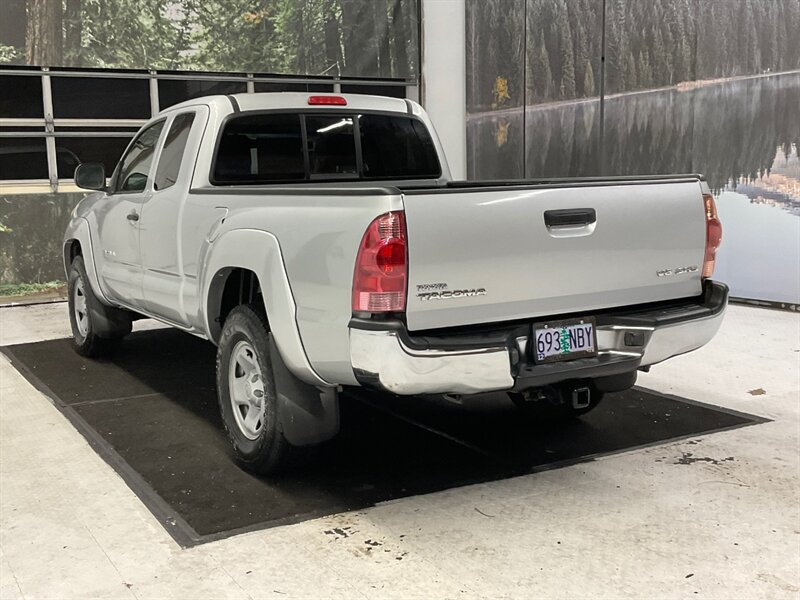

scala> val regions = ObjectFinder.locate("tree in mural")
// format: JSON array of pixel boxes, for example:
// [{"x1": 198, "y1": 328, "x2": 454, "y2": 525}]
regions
[
  {"x1": 24, "y1": 0, "x2": 63, "y2": 65},
  {"x1": 0, "y1": 0, "x2": 418, "y2": 78},
  {"x1": 469, "y1": 72, "x2": 800, "y2": 188},
  {"x1": 467, "y1": 0, "x2": 800, "y2": 112}
]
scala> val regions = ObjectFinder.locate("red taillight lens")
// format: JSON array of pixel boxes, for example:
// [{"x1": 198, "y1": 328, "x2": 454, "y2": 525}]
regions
[
  {"x1": 702, "y1": 193, "x2": 722, "y2": 278},
  {"x1": 352, "y1": 211, "x2": 407, "y2": 313},
  {"x1": 308, "y1": 95, "x2": 347, "y2": 105}
]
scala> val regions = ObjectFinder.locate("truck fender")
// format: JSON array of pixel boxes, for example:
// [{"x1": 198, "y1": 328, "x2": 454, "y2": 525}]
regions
[
  {"x1": 63, "y1": 217, "x2": 133, "y2": 337},
  {"x1": 201, "y1": 228, "x2": 331, "y2": 389},
  {"x1": 63, "y1": 217, "x2": 109, "y2": 304}
]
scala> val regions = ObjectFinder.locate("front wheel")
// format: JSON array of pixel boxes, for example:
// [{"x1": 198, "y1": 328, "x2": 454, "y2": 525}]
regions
[
  {"x1": 216, "y1": 304, "x2": 307, "y2": 475},
  {"x1": 68, "y1": 256, "x2": 130, "y2": 357}
]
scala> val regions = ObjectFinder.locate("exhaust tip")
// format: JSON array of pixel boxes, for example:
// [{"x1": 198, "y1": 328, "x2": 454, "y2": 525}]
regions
[{"x1": 572, "y1": 387, "x2": 591, "y2": 409}]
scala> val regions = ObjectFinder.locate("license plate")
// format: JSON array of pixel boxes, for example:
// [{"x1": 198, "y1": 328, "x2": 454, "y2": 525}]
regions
[{"x1": 532, "y1": 318, "x2": 597, "y2": 364}]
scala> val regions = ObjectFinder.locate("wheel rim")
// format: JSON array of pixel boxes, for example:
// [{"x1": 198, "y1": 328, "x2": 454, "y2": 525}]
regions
[
  {"x1": 73, "y1": 277, "x2": 89, "y2": 338},
  {"x1": 228, "y1": 340, "x2": 266, "y2": 440}
]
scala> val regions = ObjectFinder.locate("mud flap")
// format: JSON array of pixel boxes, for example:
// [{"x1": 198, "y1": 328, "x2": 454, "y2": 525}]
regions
[
  {"x1": 270, "y1": 337, "x2": 340, "y2": 446},
  {"x1": 88, "y1": 303, "x2": 132, "y2": 338}
]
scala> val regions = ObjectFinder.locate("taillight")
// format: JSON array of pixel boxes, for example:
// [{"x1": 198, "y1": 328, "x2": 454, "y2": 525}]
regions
[
  {"x1": 702, "y1": 193, "x2": 722, "y2": 278},
  {"x1": 352, "y1": 211, "x2": 407, "y2": 313}
]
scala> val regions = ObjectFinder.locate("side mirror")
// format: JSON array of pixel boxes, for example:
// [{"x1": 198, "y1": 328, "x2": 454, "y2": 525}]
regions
[{"x1": 75, "y1": 162, "x2": 107, "y2": 191}]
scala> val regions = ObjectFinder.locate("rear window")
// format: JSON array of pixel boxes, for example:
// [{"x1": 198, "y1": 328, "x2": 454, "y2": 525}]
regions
[
  {"x1": 214, "y1": 114, "x2": 304, "y2": 183},
  {"x1": 212, "y1": 112, "x2": 441, "y2": 184},
  {"x1": 305, "y1": 115, "x2": 357, "y2": 177}
]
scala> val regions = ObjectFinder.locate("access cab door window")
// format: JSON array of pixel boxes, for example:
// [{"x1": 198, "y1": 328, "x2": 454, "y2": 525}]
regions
[{"x1": 154, "y1": 112, "x2": 196, "y2": 191}]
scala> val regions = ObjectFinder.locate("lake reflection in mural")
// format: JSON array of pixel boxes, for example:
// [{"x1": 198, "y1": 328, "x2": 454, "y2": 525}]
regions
[
  {"x1": 467, "y1": 72, "x2": 800, "y2": 304},
  {"x1": 715, "y1": 148, "x2": 800, "y2": 305}
]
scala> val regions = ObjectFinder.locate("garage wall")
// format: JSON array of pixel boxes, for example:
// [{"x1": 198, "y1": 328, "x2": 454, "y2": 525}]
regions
[
  {"x1": 420, "y1": 0, "x2": 466, "y2": 179},
  {"x1": 0, "y1": 193, "x2": 84, "y2": 292}
]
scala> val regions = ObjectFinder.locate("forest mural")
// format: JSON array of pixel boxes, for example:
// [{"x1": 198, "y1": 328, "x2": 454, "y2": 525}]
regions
[
  {"x1": 468, "y1": 0, "x2": 800, "y2": 111},
  {"x1": 467, "y1": 0, "x2": 800, "y2": 304},
  {"x1": 0, "y1": 0, "x2": 418, "y2": 78}
]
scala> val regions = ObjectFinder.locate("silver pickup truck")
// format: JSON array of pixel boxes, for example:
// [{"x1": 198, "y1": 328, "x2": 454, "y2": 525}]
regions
[{"x1": 64, "y1": 92, "x2": 726, "y2": 473}]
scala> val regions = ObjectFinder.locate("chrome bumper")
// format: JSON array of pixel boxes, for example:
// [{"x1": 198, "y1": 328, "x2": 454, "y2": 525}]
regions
[
  {"x1": 350, "y1": 327, "x2": 514, "y2": 395},
  {"x1": 350, "y1": 282, "x2": 728, "y2": 396}
]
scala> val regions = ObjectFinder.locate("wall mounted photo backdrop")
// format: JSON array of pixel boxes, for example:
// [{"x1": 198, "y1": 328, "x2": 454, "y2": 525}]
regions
[
  {"x1": 0, "y1": 0, "x2": 418, "y2": 78},
  {"x1": 467, "y1": 0, "x2": 800, "y2": 305}
]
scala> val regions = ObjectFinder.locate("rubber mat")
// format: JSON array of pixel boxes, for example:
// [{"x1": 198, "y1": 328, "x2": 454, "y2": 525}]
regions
[{"x1": 2, "y1": 328, "x2": 765, "y2": 546}]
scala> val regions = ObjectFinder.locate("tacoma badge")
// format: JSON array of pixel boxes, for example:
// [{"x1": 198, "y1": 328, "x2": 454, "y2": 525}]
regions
[
  {"x1": 656, "y1": 265, "x2": 699, "y2": 277},
  {"x1": 417, "y1": 288, "x2": 487, "y2": 300}
]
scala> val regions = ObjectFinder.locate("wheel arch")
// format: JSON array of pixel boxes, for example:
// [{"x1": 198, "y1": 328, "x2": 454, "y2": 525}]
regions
[
  {"x1": 201, "y1": 228, "x2": 330, "y2": 388},
  {"x1": 64, "y1": 238, "x2": 82, "y2": 268},
  {"x1": 206, "y1": 267, "x2": 267, "y2": 341},
  {"x1": 63, "y1": 217, "x2": 109, "y2": 304}
]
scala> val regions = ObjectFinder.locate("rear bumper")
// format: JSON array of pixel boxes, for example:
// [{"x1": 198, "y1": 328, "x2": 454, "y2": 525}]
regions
[{"x1": 349, "y1": 280, "x2": 728, "y2": 396}]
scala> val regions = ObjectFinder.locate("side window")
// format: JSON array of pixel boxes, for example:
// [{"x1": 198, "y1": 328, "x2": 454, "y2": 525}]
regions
[
  {"x1": 154, "y1": 112, "x2": 196, "y2": 191},
  {"x1": 115, "y1": 120, "x2": 165, "y2": 192},
  {"x1": 213, "y1": 114, "x2": 304, "y2": 184}
]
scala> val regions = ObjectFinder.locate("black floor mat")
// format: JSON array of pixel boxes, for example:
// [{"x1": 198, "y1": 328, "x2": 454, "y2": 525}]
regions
[{"x1": 2, "y1": 328, "x2": 765, "y2": 546}]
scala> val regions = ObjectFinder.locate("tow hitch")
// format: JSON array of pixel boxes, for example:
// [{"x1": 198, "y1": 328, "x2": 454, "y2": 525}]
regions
[{"x1": 572, "y1": 387, "x2": 592, "y2": 409}]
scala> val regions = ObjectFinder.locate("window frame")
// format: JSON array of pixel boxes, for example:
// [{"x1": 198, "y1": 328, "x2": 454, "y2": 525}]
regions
[
  {"x1": 0, "y1": 137, "x2": 50, "y2": 181},
  {"x1": 0, "y1": 67, "x2": 413, "y2": 193},
  {"x1": 209, "y1": 109, "x2": 441, "y2": 186},
  {"x1": 110, "y1": 118, "x2": 167, "y2": 194},
  {"x1": 50, "y1": 75, "x2": 152, "y2": 120}
]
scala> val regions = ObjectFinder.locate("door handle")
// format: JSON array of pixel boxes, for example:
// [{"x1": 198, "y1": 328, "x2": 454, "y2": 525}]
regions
[
  {"x1": 126, "y1": 211, "x2": 139, "y2": 222},
  {"x1": 544, "y1": 208, "x2": 596, "y2": 228}
]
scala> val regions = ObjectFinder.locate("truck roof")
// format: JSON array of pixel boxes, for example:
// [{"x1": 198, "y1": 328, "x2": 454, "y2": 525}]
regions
[{"x1": 160, "y1": 92, "x2": 412, "y2": 116}]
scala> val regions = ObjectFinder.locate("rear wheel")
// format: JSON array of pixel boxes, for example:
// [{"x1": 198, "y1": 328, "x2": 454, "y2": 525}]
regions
[
  {"x1": 216, "y1": 304, "x2": 307, "y2": 475},
  {"x1": 509, "y1": 383, "x2": 604, "y2": 421},
  {"x1": 68, "y1": 256, "x2": 130, "y2": 357}
]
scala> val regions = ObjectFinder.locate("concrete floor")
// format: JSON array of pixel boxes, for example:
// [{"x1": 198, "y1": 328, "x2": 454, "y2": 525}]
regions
[{"x1": 0, "y1": 302, "x2": 798, "y2": 599}]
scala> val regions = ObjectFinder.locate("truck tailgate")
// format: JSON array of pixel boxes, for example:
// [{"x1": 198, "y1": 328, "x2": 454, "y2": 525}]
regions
[{"x1": 402, "y1": 179, "x2": 707, "y2": 331}]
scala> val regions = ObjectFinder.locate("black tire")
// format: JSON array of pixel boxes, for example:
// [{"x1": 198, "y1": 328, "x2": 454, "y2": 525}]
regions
[
  {"x1": 216, "y1": 304, "x2": 306, "y2": 475},
  {"x1": 509, "y1": 383, "x2": 604, "y2": 421},
  {"x1": 67, "y1": 256, "x2": 129, "y2": 357}
]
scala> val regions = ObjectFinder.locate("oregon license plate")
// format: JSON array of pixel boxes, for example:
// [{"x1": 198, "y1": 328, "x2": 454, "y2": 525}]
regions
[{"x1": 532, "y1": 318, "x2": 597, "y2": 364}]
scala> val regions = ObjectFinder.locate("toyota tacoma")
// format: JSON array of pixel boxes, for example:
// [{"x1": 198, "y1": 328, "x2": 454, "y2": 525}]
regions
[{"x1": 64, "y1": 92, "x2": 726, "y2": 473}]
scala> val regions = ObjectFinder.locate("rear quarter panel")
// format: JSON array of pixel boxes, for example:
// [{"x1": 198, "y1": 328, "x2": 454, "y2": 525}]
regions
[{"x1": 191, "y1": 189, "x2": 403, "y2": 385}]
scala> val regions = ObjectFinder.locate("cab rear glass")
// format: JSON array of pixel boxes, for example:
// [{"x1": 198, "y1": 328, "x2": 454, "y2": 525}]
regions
[{"x1": 211, "y1": 111, "x2": 441, "y2": 184}]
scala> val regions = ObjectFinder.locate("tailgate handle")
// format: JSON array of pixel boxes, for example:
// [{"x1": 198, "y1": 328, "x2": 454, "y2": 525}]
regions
[{"x1": 544, "y1": 208, "x2": 596, "y2": 228}]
